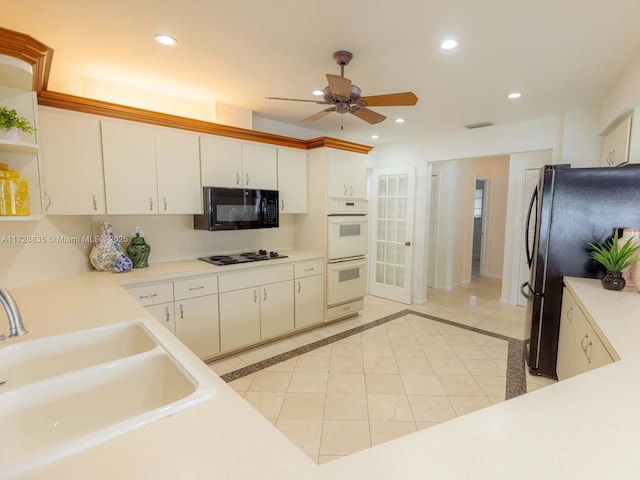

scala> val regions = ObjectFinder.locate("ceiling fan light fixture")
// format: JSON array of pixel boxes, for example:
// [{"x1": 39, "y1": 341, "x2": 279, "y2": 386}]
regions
[
  {"x1": 395, "y1": 118, "x2": 405, "y2": 124},
  {"x1": 371, "y1": 135, "x2": 379, "y2": 139},
  {"x1": 312, "y1": 90, "x2": 324, "y2": 96},
  {"x1": 154, "y1": 34, "x2": 178, "y2": 46},
  {"x1": 440, "y1": 39, "x2": 458, "y2": 50},
  {"x1": 508, "y1": 92, "x2": 522, "y2": 99}
]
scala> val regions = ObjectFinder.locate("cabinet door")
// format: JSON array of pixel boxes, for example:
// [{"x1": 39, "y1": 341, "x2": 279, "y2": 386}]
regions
[
  {"x1": 277, "y1": 148, "x2": 307, "y2": 213},
  {"x1": 601, "y1": 115, "x2": 632, "y2": 166},
  {"x1": 155, "y1": 128, "x2": 201, "y2": 214},
  {"x1": 556, "y1": 288, "x2": 574, "y2": 381},
  {"x1": 102, "y1": 120, "x2": 158, "y2": 214},
  {"x1": 242, "y1": 143, "x2": 277, "y2": 190},
  {"x1": 327, "y1": 149, "x2": 349, "y2": 198},
  {"x1": 145, "y1": 302, "x2": 176, "y2": 335},
  {"x1": 175, "y1": 294, "x2": 220, "y2": 359},
  {"x1": 219, "y1": 287, "x2": 261, "y2": 351},
  {"x1": 200, "y1": 135, "x2": 242, "y2": 188},
  {"x1": 260, "y1": 280, "x2": 294, "y2": 339},
  {"x1": 39, "y1": 109, "x2": 105, "y2": 215},
  {"x1": 348, "y1": 152, "x2": 367, "y2": 199},
  {"x1": 295, "y1": 275, "x2": 324, "y2": 329}
]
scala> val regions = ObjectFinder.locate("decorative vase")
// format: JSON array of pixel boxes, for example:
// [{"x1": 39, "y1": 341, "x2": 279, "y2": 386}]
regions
[
  {"x1": 113, "y1": 255, "x2": 133, "y2": 273},
  {"x1": 601, "y1": 271, "x2": 626, "y2": 291},
  {"x1": 90, "y1": 222, "x2": 123, "y2": 271},
  {"x1": 617, "y1": 229, "x2": 640, "y2": 288},
  {"x1": 127, "y1": 232, "x2": 151, "y2": 268}
]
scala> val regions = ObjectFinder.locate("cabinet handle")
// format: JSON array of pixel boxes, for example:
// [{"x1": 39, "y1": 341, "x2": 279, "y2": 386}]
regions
[
  {"x1": 263, "y1": 288, "x2": 267, "y2": 301},
  {"x1": 236, "y1": 172, "x2": 240, "y2": 185},
  {"x1": 149, "y1": 197, "x2": 154, "y2": 211},
  {"x1": 92, "y1": 194, "x2": 97, "y2": 211},
  {"x1": 44, "y1": 192, "x2": 52, "y2": 211},
  {"x1": 581, "y1": 334, "x2": 593, "y2": 364},
  {"x1": 179, "y1": 304, "x2": 184, "y2": 319},
  {"x1": 189, "y1": 286, "x2": 205, "y2": 291},
  {"x1": 246, "y1": 173, "x2": 249, "y2": 185},
  {"x1": 253, "y1": 290, "x2": 257, "y2": 303},
  {"x1": 350, "y1": 185, "x2": 353, "y2": 196},
  {"x1": 297, "y1": 281, "x2": 301, "y2": 293},
  {"x1": 344, "y1": 185, "x2": 348, "y2": 196},
  {"x1": 567, "y1": 306, "x2": 573, "y2": 324},
  {"x1": 163, "y1": 197, "x2": 167, "y2": 211},
  {"x1": 304, "y1": 267, "x2": 314, "y2": 272},
  {"x1": 164, "y1": 306, "x2": 170, "y2": 322},
  {"x1": 139, "y1": 293, "x2": 157, "y2": 299},
  {"x1": 281, "y1": 200, "x2": 285, "y2": 211},
  {"x1": 342, "y1": 305, "x2": 351, "y2": 311}
]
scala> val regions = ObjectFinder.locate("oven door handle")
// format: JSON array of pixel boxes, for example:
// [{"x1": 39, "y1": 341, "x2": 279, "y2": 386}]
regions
[
  {"x1": 329, "y1": 217, "x2": 368, "y2": 224},
  {"x1": 328, "y1": 259, "x2": 368, "y2": 270}
]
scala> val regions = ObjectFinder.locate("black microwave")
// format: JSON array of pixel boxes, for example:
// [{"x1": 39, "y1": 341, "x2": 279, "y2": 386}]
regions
[{"x1": 194, "y1": 187, "x2": 279, "y2": 231}]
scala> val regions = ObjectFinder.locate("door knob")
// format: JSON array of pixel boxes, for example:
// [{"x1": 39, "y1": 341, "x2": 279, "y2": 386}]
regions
[{"x1": 405, "y1": 241, "x2": 412, "y2": 246}]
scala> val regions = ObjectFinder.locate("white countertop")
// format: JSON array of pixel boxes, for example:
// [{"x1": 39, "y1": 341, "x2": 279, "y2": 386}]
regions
[{"x1": 5, "y1": 274, "x2": 640, "y2": 479}]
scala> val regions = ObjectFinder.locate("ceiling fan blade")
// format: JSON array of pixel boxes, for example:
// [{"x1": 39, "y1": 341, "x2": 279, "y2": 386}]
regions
[
  {"x1": 361, "y1": 92, "x2": 418, "y2": 107},
  {"x1": 326, "y1": 74, "x2": 352, "y2": 101},
  {"x1": 351, "y1": 108, "x2": 386, "y2": 125},
  {"x1": 303, "y1": 107, "x2": 336, "y2": 122},
  {"x1": 265, "y1": 96, "x2": 327, "y2": 104}
]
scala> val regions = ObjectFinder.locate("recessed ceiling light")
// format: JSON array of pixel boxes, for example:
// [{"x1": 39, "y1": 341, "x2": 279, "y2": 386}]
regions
[
  {"x1": 312, "y1": 90, "x2": 323, "y2": 96},
  {"x1": 155, "y1": 34, "x2": 178, "y2": 46},
  {"x1": 440, "y1": 39, "x2": 458, "y2": 50},
  {"x1": 508, "y1": 92, "x2": 522, "y2": 99},
  {"x1": 371, "y1": 135, "x2": 379, "y2": 139},
  {"x1": 395, "y1": 118, "x2": 405, "y2": 124}
]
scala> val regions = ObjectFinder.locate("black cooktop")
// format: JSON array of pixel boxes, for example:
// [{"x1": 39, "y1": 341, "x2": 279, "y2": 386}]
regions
[{"x1": 198, "y1": 250, "x2": 288, "y2": 266}]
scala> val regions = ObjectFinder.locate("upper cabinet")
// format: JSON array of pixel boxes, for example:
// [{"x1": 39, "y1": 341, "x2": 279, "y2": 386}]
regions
[
  {"x1": 277, "y1": 147, "x2": 307, "y2": 213},
  {"x1": 102, "y1": 120, "x2": 201, "y2": 215},
  {"x1": 200, "y1": 135, "x2": 277, "y2": 190},
  {"x1": 154, "y1": 128, "x2": 201, "y2": 214},
  {"x1": 600, "y1": 114, "x2": 633, "y2": 167},
  {"x1": 39, "y1": 108, "x2": 105, "y2": 215},
  {"x1": 327, "y1": 148, "x2": 367, "y2": 199}
]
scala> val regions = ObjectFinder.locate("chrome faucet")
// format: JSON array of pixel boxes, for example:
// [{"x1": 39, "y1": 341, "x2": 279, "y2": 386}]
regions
[{"x1": 0, "y1": 285, "x2": 28, "y2": 341}]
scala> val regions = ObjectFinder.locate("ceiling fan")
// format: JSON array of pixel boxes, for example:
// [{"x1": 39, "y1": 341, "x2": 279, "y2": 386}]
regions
[{"x1": 266, "y1": 51, "x2": 418, "y2": 129}]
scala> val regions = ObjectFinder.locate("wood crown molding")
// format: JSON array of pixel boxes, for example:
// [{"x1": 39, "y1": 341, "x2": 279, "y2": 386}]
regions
[
  {"x1": 38, "y1": 90, "x2": 374, "y2": 153},
  {"x1": 0, "y1": 27, "x2": 53, "y2": 93}
]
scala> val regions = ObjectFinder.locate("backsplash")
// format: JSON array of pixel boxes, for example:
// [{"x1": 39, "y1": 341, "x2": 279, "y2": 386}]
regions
[{"x1": 91, "y1": 214, "x2": 295, "y2": 263}]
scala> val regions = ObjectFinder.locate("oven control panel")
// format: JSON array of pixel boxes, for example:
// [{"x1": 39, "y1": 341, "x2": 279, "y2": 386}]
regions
[{"x1": 327, "y1": 198, "x2": 368, "y2": 215}]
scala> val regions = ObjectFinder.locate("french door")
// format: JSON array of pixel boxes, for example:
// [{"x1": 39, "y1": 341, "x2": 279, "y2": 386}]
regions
[{"x1": 369, "y1": 168, "x2": 415, "y2": 303}]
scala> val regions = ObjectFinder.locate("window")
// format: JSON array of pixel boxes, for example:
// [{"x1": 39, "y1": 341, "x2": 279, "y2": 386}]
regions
[{"x1": 474, "y1": 188, "x2": 483, "y2": 218}]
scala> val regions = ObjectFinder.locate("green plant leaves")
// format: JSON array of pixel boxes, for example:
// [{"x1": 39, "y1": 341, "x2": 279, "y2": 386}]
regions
[
  {"x1": 588, "y1": 230, "x2": 640, "y2": 273},
  {"x1": 0, "y1": 107, "x2": 36, "y2": 134}
]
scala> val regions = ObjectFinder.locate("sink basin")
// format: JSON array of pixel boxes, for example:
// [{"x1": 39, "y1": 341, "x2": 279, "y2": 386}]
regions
[
  {"x1": 0, "y1": 322, "x2": 157, "y2": 390},
  {"x1": 0, "y1": 320, "x2": 217, "y2": 477}
]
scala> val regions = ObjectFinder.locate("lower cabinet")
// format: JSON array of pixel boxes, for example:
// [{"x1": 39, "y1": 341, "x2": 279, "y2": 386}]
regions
[
  {"x1": 295, "y1": 274, "x2": 324, "y2": 329},
  {"x1": 146, "y1": 302, "x2": 176, "y2": 334},
  {"x1": 219, "y1": 288, "x2": 261, "y2": 351},
  {"x1": 260, "y1": 280, "x2": 294, "y2": 339},
  {"x1": 557, "y1": 286, "x2": 614, "y2": 380}
]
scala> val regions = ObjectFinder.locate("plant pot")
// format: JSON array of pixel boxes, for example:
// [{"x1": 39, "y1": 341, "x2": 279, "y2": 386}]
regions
[
  {"x1": 0, "y1": 128, "x2": 20, "y2": 141},
  {"x1": 601, "y1": 271, "x2": 626, "y2": 291}
]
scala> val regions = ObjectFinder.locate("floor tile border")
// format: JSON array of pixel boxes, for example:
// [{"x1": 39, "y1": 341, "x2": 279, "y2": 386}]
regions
[{"x1": 216, "y1": 309, "x2": 527, "y2": 399}]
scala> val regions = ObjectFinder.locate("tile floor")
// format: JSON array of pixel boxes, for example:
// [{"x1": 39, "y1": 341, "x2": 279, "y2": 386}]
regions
[{"x1": 208, "y1": 277, "x2": 557, "y2": 463}]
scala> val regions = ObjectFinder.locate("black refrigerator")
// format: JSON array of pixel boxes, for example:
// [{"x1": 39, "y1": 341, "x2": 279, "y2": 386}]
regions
[{"x1": 522, "y1": 164, "x2": 640, "y2": 378}]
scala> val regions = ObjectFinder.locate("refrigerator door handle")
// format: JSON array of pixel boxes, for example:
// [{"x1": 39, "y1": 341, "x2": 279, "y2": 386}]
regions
[
  {"x1": 525, "y1": 186, "x2": 538, "y2": 268},
  {"x1": 520, "y1": 281, "x2": 543, "y2": 301}
]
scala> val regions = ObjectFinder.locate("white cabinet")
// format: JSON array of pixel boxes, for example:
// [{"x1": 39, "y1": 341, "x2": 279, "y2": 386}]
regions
[
  {"x1": 218, "y1": 264, "x2": 294, "y2": 351},
  {"x1": 277, "y1": 147, "x2": 307, "y2": 213},
  {"x1": 219, "y1": 287, "x2": 261, "y2": 351},
  {"x1": 125, "y1": 275, "x2": 220, "y2": 359},
  {"x1": 327, "y1": 149, "x2": 367, "y2": 199},
  {"x1": 200, "y1": 136, "x2": 277, "y2": 190},
  {"x1": 39, "y1": 109, "x2": 106, "y2": 215},
  {"x1": 601, "y1": 114, "x2": 632, "y2": 167},
  {"x1": 200, "y1": 135, "x2": 243, "y2": 188},
  {"x1": 260, "y1": 280, "x2": 294, "y2": 339},
  {"x1": 102, "y1": 120, "x2": 158, "y2": 214},
  {"x1": 155, "y1": 128, "x2": 201, "y2": 214},
  {"x1": 557, "y1": 286, "x2": 614, "y2": 380},
  {"x1": 102, "y1": 120, "x2": 201, "y2": 215},
  {"x1": 294, "y1": 259, "x2": 325, "y2": 328}
]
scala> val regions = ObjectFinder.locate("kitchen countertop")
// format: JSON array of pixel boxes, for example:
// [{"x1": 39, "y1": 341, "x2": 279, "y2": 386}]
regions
[{"x1": 5, "y1": 274, "x2": 640, "y2": 479}]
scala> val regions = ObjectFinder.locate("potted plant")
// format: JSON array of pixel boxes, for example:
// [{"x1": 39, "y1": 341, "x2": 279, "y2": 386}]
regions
[
  {"x1": 589, "y1": 229, "x2": 640, "y2": 290},
  {"x1": 0, "y1": 107, "x2": 36, "y2": 141}
]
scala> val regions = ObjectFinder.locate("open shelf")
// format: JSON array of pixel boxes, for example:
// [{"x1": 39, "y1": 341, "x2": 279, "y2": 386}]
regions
[
  {"x1": 0, "y1": 138, "x2": 38, "y2": 155},
  {"x1": 0, "y1": 215, "x2": 44, "y2": 221}
]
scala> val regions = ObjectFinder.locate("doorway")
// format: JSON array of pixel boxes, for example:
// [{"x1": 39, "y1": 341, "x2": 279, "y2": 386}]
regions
[{"x1": 472, "y1": 179, "x2": 489, "y2": 277}]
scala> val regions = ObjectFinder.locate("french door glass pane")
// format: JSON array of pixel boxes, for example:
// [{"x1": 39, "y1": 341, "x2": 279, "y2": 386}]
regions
[
  {"x1": 398, "y1": 175, "x2": 408, "y2": 196},
  {"x1": 376, "y1": 262, "x2": 384, "y2": 282},
  {"x1": 378, "y1": 177, "x2": 387, "y2": 196},
  {"x1": 388, "y1": 176, "x2": 398, "y2": 196},
  {"x1": 377, "y1": 198, "x2": 387, "y2": 219}
]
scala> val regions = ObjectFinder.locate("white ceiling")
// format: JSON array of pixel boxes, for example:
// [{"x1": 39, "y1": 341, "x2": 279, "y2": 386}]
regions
[{"x1": 5, "y1": 0, "x2": 640, "y2": 145}]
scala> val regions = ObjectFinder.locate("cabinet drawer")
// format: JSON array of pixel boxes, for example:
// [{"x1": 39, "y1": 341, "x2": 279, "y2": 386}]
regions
[
  {"x1": 174, "y1": 275, "x2": 218, "y2": 300},
  {"x1": 327, "y1": 298, "x2": 364, "y2": 321},
  {"x1": 294, "y1": 259, "x2": 324, "y2": 278},
  {"x1": 127, "y1": 283, "x2": 173, "y2": 306},
  {"x1": 219, "y1": 264, "x2": 293, "y2": 292}
]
